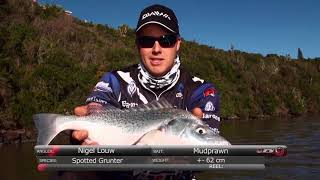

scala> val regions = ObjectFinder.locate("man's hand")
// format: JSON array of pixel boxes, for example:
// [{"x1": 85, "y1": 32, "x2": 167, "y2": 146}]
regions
[
  {"x1": 72, "y1": 102, "x2": 101, "y2": 145},
  {"x1": 192, "y1": 107, "x2": 203, "y2": 119}
]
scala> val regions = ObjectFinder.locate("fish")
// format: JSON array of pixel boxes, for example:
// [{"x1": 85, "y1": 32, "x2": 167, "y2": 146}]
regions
[{"x1": 33, "y1": 100, "x2": 231, "y2": 145}]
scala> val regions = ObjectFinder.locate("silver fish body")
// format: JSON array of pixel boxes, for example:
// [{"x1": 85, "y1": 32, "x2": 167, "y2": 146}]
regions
[{"x1": 33, "y1": 101, "x2": 231, "y2": 145}]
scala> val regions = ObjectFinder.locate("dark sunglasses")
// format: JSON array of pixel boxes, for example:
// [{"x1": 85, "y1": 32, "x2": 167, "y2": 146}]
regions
[{"x1": 136, "y1": 34, "x2": 178, "y2": 48}]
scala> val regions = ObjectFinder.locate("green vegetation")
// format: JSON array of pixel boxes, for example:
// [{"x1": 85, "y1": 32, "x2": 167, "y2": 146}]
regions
[{"x1": 0, "y1": 0, "x2": 319, "y2": 126}]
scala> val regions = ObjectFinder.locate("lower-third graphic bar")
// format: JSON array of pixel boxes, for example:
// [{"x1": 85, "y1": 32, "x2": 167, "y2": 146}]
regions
[{"x1": 37, "y1": 164, "x2": 265, "y2": 171}]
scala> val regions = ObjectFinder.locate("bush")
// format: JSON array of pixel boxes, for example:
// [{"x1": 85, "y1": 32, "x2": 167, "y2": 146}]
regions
[{"x1": 40, "y1": 5, "x2": 64, "y2": 20}]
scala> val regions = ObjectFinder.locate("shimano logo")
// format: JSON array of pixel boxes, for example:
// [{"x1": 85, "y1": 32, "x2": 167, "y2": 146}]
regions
[
  {"x1": 122, "y1": 101, "x2": 138, "y2": 108},
  {"x1": 142, "y1": 11, "x2": 171, "y2": 20}
]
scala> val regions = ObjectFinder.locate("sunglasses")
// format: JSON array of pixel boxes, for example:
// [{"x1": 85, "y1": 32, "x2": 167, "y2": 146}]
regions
[{"x1": 136, "y1": 34, "x2": 178, "y2": 48}]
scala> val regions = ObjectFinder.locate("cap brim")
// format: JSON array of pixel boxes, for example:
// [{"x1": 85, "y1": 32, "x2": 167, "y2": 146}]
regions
[{"x1": 136, "y1": 21, "x2": 176, "y2": 33}]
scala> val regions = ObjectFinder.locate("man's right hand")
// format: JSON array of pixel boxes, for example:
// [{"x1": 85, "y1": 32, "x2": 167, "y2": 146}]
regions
[{"x1": 72, "y1": 103, "x2": 101, "y2": 145}]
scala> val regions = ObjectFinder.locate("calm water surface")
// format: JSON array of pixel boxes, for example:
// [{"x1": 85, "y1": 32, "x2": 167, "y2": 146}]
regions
[{"x1": 0, "y1": 115, "x2": 319, "y2": 180}]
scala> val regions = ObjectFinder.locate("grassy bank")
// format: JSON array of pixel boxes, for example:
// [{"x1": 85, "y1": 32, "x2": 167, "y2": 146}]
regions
[{"x1": 0, "y1": 0, "x2": 319, "y2": 128}]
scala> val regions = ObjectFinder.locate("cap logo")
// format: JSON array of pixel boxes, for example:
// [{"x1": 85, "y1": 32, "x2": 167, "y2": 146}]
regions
[{"x1": 142, "y1": 11, "x2": 171, "y2": 21}]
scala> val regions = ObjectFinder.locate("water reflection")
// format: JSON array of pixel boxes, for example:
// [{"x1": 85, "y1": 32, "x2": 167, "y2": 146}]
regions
[
  {"x1": 197, "y1": 115, "x2": 320, "y2": 179},
  {"x1": 0, "y1": 143, "x2": 47, "y2": 180}
]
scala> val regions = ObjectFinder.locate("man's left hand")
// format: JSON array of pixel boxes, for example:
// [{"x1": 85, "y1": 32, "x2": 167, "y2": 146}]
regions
[{"x1": 192, "y1": 107, "x2": 203, "y2": 119}]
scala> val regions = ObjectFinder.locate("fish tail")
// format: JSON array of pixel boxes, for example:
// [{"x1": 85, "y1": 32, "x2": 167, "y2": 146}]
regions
[{"x1": 33, "y1": 113, "x2": 61, "y2": 145}]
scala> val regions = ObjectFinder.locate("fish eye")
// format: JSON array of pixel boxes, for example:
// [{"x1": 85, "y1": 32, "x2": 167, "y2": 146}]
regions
[{"x1": 196, "y1": 127, "x2": 207, "y2": 135}]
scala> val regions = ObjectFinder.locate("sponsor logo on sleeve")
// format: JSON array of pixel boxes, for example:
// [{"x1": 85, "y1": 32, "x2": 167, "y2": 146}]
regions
[
  {"x1": 202, "y1": 113, "x2": 220, "y2": 121},
  {"x1": 94, "y1": 82, "x2": 113, "y2": 93},
  {"x1": 211, "y1": 127, "x2": 220, "y2": 134},
  {"x1": 86, "y1": 97, "x2": 108, "y2": 105},
  {"x1": 192, "y1": 76, "x2": 204, "y2": 83},
  {"x1": 204, "y1": 101, "x2": 215, "y2": 112},
  {"x1": 204, "y1": 88, "x2": 216, "y2": 97}
]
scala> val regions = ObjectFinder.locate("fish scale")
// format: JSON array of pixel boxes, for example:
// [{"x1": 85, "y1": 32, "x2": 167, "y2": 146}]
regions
[{"x1": 88, "y1": 106, "x2": 190, "y2": 132}]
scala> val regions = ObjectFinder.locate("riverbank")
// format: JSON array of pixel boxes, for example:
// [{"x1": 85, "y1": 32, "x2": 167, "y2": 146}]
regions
[
  {"x1": 1, "y1": 0, "x2": 320, "y2": 130},
  {"x1": 0, "y1": 120, "x2": 37, "y2": 144}
]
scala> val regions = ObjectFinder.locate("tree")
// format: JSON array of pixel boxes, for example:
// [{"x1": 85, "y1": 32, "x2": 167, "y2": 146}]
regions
[
  {"x1": 118, "y1": 24, "x2": 129, "y2": 37},
  {"x1": 297, "y1": 48, "x2": 304, "y2": 60}
]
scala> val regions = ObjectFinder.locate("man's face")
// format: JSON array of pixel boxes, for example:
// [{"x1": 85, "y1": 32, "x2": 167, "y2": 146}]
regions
[{"x1": 136, "y1": 24, "x2": 181, "y2": 77}]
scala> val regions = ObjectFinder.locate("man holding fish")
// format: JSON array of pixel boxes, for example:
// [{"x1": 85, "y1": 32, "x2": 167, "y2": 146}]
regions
[
  {"x1": 36, "y1": 4, "x2": 229, "y2": 180},
  {"x1": 72, "y1": 4, "x2": 222, "y2": 146}
]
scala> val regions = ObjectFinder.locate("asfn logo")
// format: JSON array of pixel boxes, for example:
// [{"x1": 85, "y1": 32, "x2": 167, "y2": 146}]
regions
[
  {"x1": 274, "y1": 147, "x2": 287, "y2": 157},
  {"x1": 256, "y1": 147, "x2": 287, "y2": 157}
]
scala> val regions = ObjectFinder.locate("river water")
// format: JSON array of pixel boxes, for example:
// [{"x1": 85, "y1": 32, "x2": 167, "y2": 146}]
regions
[{"x1": 0, "y1": 115, "x2": 319, "y2": 180}]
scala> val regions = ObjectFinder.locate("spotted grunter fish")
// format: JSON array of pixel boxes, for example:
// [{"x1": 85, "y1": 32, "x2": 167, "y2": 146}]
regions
[{"x1": 33, "y1": 101, "x2": 231, "y2": 145}]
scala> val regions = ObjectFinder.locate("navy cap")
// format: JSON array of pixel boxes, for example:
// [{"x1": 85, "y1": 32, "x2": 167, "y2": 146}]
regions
[{"x1": 136, "y1": 4, "x2": 179, "y2": 34}]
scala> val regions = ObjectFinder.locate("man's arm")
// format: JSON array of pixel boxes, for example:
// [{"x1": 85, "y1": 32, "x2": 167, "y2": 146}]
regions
[
  {"x1": 72, "y1": 72, "x2": 121, "y2": 144},
  {"x1": 188, "y1": 83, "x2": 221, "y2": 133},
  {"x1": 85, "y1": 72, "x2": 121, "y2": 107}
]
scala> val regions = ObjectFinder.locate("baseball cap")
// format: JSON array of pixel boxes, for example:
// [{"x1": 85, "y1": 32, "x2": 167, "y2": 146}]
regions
[{"x1": 136, "y1": 4, "x2": 179, "y2": 34}]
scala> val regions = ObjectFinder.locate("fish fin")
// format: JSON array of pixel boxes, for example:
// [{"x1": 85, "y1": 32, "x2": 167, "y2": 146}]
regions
[
  {"x1": 87, "y1": 104, "x2": 121, "y2": 114},
  {"x1": 91, "y1": 99, "x2": 173, "y2": 114},
  {"x1": 135, "y1": 99, "x2": 173, "y2": 112},
  {"x1": 33, "y1": 113, "x2": 61, "y2": 145}
]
